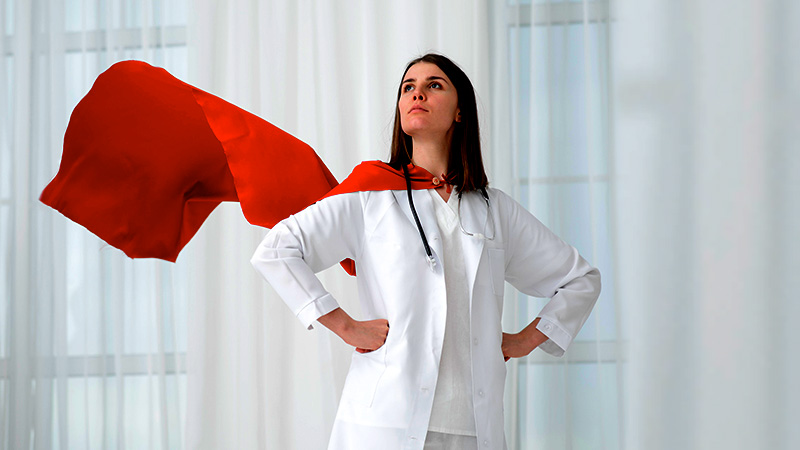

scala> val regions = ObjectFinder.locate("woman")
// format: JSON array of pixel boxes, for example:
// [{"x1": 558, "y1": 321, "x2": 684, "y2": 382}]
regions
[{"x1": 251, "y1": 53, "x2": 601, "y2": 450}]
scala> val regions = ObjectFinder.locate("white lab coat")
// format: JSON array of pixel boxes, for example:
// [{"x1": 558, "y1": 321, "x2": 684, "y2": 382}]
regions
[{"x1": 251, "y1": 185, "x2": 601, "y2": 450}]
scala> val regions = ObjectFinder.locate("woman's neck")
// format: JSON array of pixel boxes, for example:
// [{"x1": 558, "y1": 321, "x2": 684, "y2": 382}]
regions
[{"x1": 410, "y1": 135, "x2": 450, "y2": 177}]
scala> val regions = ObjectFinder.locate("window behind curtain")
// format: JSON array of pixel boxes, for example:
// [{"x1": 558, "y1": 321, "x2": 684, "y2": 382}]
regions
[
  {"x1": 502, "y1": 1, "x2": 621, "y2": 449},
  {"x1": 1, "y1": 1, "x2": 190, "y2": 448}
]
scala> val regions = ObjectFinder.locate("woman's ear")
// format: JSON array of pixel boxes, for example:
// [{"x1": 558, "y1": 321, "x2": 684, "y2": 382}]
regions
[{"x1": 455, "y1": 109, "x2": 462, "y2": 123}]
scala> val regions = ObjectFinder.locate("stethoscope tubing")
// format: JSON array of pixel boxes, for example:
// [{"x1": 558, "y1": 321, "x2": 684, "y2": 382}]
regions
[
  {"x1": 402, "y1": 164, "x2": 493, "y2": 271},
  {"x1": 402, "y1": 163, "x2": 437, "y2": 268}
]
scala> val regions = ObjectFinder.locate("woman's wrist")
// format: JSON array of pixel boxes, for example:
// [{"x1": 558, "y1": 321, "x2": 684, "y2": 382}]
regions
[
  {"x1": 317, "y1": 307, "x2": 355, "y2": 340},
  {"x1": 520, "y1": 317, "x2": 548, "y2": 353}
]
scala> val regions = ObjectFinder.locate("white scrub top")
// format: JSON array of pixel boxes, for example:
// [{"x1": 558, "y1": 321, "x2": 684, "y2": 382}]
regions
[{"x1": 427, "y1": 189, "x2": 476, "y2": 436}]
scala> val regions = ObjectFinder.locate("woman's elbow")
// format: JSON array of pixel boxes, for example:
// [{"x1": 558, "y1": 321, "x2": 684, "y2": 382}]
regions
[{"x1": 587, "y1": 266, "x2": 602, "y2": 294}]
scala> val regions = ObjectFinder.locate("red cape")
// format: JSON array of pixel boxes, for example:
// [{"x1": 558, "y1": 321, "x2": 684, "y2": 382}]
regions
[{"x1": 40, "y1": 60, "x2": 447, "y2": 276}]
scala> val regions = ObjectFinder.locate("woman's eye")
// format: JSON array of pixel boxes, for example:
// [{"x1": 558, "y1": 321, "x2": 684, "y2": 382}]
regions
[
  {"x1": 403, "y1": 84, "x2": 414, "y2": 92},
  {"x1": 430, "y1": 82, "x2": 442, "y2": 89}
]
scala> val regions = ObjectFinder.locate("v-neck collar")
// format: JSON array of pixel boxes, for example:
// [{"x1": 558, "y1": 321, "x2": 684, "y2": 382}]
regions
[{"x1": 429, "y1": 188, "x2": 459, "y2": 217}]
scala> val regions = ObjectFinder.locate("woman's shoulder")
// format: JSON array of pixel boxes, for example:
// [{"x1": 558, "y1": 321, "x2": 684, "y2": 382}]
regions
[
  {"x1": 477, "y1": 185, "x2": 514, "y2": 206},
  {"x1": 480, "y1": 186, "x2": 541, "y2": 222}
]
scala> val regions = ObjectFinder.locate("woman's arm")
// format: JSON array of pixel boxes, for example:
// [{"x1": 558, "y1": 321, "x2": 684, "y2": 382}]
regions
[
  {"x1": 251, "y1": 191, "x2": 366, "y2": 331},
  {"x1": 495, "y1": 189, "x2": 602, "y2": 357}
]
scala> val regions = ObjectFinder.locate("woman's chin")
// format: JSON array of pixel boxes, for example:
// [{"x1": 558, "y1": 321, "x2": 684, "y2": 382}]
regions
[{"x1": 401, "y1": 124, "x2": 451, "y2": 140}]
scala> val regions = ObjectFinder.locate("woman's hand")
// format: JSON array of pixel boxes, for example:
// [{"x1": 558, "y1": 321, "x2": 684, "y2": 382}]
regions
[
  {"x1": 501, "y1": 332, "x2": 537, "y2": 361},
  {"x1": 501, "y1": 317, "x2": 549, "y2": 362},
  {"x1": 317, "y1": 308, "x2": 389, "y2": 353},
  {"x1": 345, "y1": 319, "x2": 390, "y2": 353}
]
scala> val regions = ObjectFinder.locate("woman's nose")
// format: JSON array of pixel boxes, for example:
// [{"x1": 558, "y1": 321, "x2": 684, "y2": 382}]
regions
[{"x1": 413, "y1": 92, "x2": 425, "y2": 101}]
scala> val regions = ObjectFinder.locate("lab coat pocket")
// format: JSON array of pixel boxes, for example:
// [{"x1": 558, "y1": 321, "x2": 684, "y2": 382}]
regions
[
  {"x1": 488, "y1": 248, "x2": 506, "y2": 296},
  {"x1": 341, "y1": 343, "x2": 388, "y2": 408}
]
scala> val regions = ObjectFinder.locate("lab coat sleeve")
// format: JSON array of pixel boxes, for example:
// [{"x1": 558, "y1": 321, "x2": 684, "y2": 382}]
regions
[
  {"x1": 497, "y1": 189, "x2": 601, "y2": 357},
  {"x1": 250, "y1": 191, "x2": 365, "y2": 330}
]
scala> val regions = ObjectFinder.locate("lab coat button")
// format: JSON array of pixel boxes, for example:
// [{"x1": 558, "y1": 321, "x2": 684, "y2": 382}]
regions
[
  {"x1": 544, "y1": 324, "x2": 552, "y2": 331},
  {"x1": 473, "y1": 338, "x2": 479, "y2": 345},
  {"x1": 483, "y1": 439, "x2": 489, "y2": 446},
  {"x1": 478, "y1": 389, "x2": 484, "y2": 397},
  {"x1": 409, "y1": 436, "x2": 417, "y2": 441},
  {"x1": 421, "y1": 387, "x2": 429, "y2": 393}
]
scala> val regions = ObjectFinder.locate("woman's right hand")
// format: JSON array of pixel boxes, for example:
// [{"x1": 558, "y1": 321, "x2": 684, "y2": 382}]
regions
[{"x1": 344, "y1": 319, "x2": 389, "y2": 353}]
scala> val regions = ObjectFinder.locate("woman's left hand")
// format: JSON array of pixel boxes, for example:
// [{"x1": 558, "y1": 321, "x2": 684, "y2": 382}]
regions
[
  {"x1": 501, "y1": 318, "x2": 549, "y2": 361},
  {"x1": 501, "y1": 332, "x2": 533, "y2": 361}
]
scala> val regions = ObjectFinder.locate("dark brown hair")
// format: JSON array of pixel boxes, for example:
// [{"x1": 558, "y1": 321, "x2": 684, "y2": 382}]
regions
[{"x1": 387, "y1": 53, "x2": 488, "y2": 193}]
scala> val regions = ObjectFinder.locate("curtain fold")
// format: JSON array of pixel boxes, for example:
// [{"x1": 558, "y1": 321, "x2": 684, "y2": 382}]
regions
[{"x1": 612, "y1": 0, "x2": 800, "y2": 448}]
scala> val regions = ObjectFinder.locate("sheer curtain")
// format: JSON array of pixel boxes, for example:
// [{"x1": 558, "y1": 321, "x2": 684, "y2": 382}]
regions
[
  {"x1": 1, "y1": 1, "x2": 189, "y2": 448},
  {"x1": 489, "y1": 1, "x2": 619, "y2": 449},
  {"x1": 613, "y1": 0, "x2": 800, "y2": 449},
  {"x1": 9, "y1": 1, "x2": 794, "y2": 449},
  {"x1": 184, "y1": 1, "x2": 491, "y2": 448}
]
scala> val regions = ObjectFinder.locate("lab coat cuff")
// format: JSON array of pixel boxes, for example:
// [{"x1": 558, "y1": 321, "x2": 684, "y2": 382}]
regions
[
  {"x1": 536, "y1": 317, "x2": 571, "y2": 357},
  {"x1": 297, "y1": 293, "x2": 340, "y2": 330}
]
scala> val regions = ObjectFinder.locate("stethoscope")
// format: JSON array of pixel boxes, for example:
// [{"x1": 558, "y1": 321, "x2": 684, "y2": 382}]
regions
[{"x1": 401, "y1": 163, "x2": 495, "y2": 271}]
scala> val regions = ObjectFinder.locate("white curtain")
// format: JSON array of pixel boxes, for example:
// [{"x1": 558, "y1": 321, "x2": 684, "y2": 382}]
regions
[
  {"x1": 1, "y1": 1, "x2": 189, "y2": 448},
  {"x1": 184, "y1": 1, "x2": 491, "y2": 448},
  {"x1": 6, "y1": 0, "x2": 797, "y2": 449},
  {"x1": 613, "y1": 0, "x2": 800, "y2": 449},
  {"x1": 489, "y1": 1, "x2": 619, "y2": 449}
]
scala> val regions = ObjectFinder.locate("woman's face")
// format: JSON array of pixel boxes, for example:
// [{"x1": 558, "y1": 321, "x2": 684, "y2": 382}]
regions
[{"x1": 398, "y1": 62, "x2": 461, "y2": 140}]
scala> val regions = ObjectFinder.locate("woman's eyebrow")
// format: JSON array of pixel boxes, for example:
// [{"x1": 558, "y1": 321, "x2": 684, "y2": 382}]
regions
[{"x1": 402, "y1": 76, "x2": 449, "y2": 85}]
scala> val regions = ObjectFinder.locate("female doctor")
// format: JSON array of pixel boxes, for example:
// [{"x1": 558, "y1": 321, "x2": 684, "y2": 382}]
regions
[{"x1": 251, "y1": 53, "x2": 601, "y2": 450}]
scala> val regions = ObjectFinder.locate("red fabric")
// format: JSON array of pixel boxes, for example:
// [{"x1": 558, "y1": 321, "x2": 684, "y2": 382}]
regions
[
  {"x1": 319, "y1": 160, "x2": 442, "y2": 201},
  {"x1": 40, "y1": 60, "x2": 444, "y2": 276}
]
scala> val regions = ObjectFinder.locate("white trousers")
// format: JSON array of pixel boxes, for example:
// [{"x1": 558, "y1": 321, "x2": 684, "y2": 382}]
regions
[{"x1": 423, "y1": 431, "x2": 479, "y2": 450}]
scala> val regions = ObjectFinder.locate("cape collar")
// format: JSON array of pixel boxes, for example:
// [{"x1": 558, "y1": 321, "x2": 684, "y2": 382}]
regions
[{"x1": 318, "y1": 160, "x2": 456, "y2": 202}]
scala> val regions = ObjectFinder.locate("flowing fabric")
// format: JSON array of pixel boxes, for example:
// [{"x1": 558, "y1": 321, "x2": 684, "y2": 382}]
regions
[{"x1": 40, "y1": 60, "x2": 444, "y2": 275}]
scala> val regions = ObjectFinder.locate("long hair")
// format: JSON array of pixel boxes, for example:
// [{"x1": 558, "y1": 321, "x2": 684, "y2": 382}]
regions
[{"x1": 387, "y1": 53, "x2": 488, "y2": 193}]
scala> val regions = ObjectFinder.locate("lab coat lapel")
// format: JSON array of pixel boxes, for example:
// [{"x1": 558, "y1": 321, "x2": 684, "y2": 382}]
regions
[
  {"x1": 390, "y1": 189, "x2": 487, "y2": 299},
  {"x1": 391, "y1": 189, "x2": 443, "y2": 266}
]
